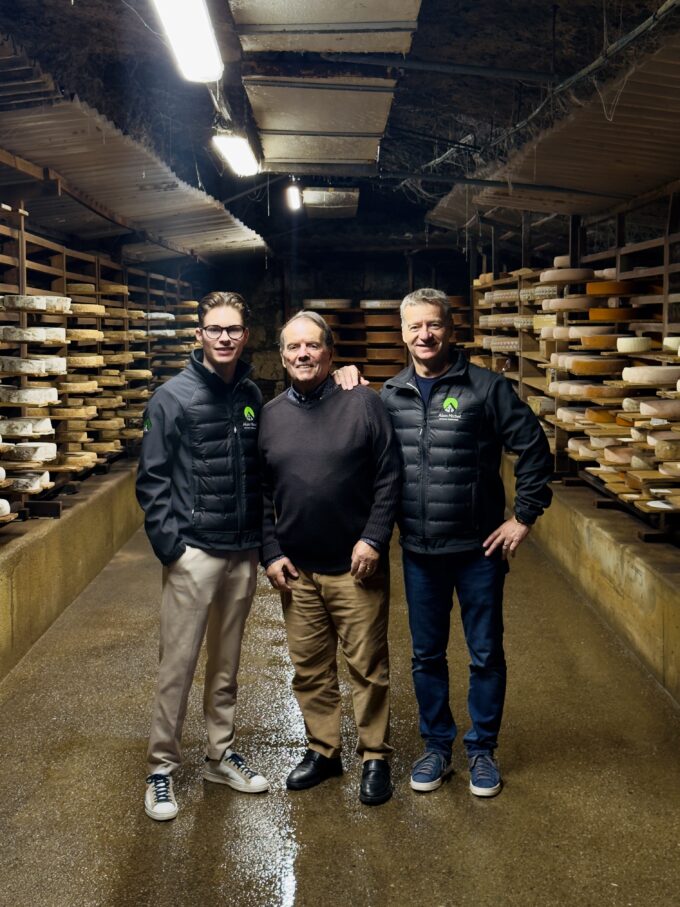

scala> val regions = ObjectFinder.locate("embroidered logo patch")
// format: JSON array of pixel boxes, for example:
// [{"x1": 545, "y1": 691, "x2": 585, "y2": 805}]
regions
[
  {"x1": 439, "y1": 395, "x2": 462, "y2": 421},
  {"x1": 243, "y1": 406, "x2": 255, "y2": 422},
  {"x1": 442, "y1": 397, "x2": 459, "y2": 413},
  {"x1": 143, "y1": 416, "x2": 152, "y2": 432}
]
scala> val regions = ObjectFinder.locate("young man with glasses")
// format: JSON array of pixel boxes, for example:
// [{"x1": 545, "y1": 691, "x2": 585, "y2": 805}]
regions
[{"x1": 137, "y1": 291, "x2": 269, "y2": 820}]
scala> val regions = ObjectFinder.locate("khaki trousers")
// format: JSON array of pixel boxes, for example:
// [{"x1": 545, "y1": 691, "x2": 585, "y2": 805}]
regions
[
  {"x1": 282, "y1": 567, "x2": 392, "y2": 761},
  {"x1": 147, "y1": 545, "x2": 258, "y2": 775}
]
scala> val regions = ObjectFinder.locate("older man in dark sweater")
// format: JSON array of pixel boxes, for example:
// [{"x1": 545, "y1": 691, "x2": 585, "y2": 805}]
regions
[{"x1": 259, "y1": 310, "x2": 400, "y2": 806}]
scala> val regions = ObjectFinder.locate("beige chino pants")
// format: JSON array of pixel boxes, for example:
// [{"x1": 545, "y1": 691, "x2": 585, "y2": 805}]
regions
[
  {"x1": 282, "y1": 567, "x2": 392, "y2": 762},
  {"x1": 146, "y1": 545, "x2": 258, "y2": 776}
]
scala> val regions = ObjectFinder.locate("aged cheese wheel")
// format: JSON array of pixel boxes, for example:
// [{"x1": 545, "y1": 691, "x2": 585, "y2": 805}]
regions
[
  {"x1": 656, "y1": 439, "x2": 680, "y2": 459},
  {"x1": 553, "y1": 254, "x2": 571, "y2": 268},
  {"x1": 540, "y1": 268, "x2": 594, "y2": 284},
  {"x1": 58, "y1": 380, "x2": 98, "y2": 393},
  {"x1": 590, "y1": 436, "x2": 618, "y2": 449},
  {"x1": 639, "y1": 399, "x2": 680, "y2": 418},
  {"x1": 585, "y1": 281, "x2": 634, "y2": 296},
  {"x1": 603, "y1": 446, "x2": 634, "y2": 464},
  {"x1": 542, "y1": 296, "x2": 594, "y2": 312},
  {"x1": 0, "y1": 357, "x2": 46, "y2": 375},
  {"x1": 589, "y1": 308, "x2": 630, "y2": 322},
  {"x1": 8, "y1": 471, "x2": 50, "y2": 492},
  {"x1": 585, "y1": 384, "x2": 624, "y2": 398},
  {"x1": 567, "y1": 437, "x2": 588, "y2": 451},
  {"x1": 622, "y1": 397, "x2": 643, "y2": 412},
  {"x1": 662, "y1": 336, "x2": 680, "y2": 352},
  {"x1": 659, "y1": 461, "x2": 680, "y2": 476},
  {"x1": 622, "y1": 365, "x2": 680, "y2": 385},
  {"x1": 570, "y1": 357, "x2": 626, "y2": 375},
  {"x1": 67, "y1": 283, "x2": 96, "y2": 294},
  {"x1": 0, "y1": 385, "x2": 58, "y2": 404},
  {"x1": 104, "y1": 353, "x2": 134, "y2": 364},
  {"x1": 594, "y1": 268, "x2": 617, "y2": 280},
  {"x1": 71, "y1": 303, "x2": 106, "y2": 316},
  {"x1": 0, "y1": 499, "x2": 10, "y2": 517},
  {"x1": 1, "y1": 327, "x2": 47, "y2": 342},
  {"x1": 359, "y1": 300, "x2": 401, "y2": 310},
  {"x1": 0, "y1": 417, "x2": 53, "y2": 436},
  {"x1": 13, "y1": 442, "x2": 57, "y2": 461},
  {"x1": 584, "y1": 407, "x2": 616, "y2": 423},
  {"x1": 43, "y1": 297, "x2": 72, "y2": 313},
  {"x1": 556, "y1": 407, "x2": 586, "y2": 423},
  {"x1": 67, "y1": 355, "x2": 105, "y2": 368},
  {"x1": 617, "y1": 337, "x2": 652, "y2": 353},
  {"x1": 539, "y1": 327, "x2": 555, "y2": 339},
  {"x1": 1, "y1": 295, "x2": 47, "y2": 311},
  {"x1": 631, "y1": 455, "x2": 655, "y2": 469},
  {"x1": 568, "y1": 325, "x2": 616, "y2": 339},
  {"x1": 647, "y1": 431, "x2": 678, "y2": 446},
  {"x1": 123, "y1": 369, "x2": 152, "y2": 379},
  {"x1": 29, "y1": 356, "x2": 67, "y2": 375},
  {"x1": 66, "y1": 329, "x2": 104, "y2": 341},
  {"x1": 43, "y1": 328, "x2": 66, "y2": 342},
  {"x1": 99, "y1": 283, "x2": 129, "y2": 295},
  {"x1": 581, "y1": 335, "x2": 622, "y2": 350}
]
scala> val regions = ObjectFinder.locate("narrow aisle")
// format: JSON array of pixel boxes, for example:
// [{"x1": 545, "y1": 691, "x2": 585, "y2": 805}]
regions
[{"x1": 0, "y1": 527, "x2": 679, "y2": 907}]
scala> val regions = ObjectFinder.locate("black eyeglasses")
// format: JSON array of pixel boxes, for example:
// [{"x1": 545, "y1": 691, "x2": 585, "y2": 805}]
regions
[{"x1": 201, "y1": 324, "x2": 246, "y2": 341}]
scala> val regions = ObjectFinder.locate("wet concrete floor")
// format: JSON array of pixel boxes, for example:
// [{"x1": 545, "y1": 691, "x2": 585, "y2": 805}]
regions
[{"x1": 1, "y1": 528, "x2": 679, "y2": 906}]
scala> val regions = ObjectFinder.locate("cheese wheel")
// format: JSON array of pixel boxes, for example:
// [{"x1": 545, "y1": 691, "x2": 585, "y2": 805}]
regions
[
  {"x1": 67, "y1": 283, "x2": 96, "y2": 294},
  {"x1": 584, "y1": 384, "x2": 625, "y2": 398},
  {"x1": 590, "y1": 436, "x2": 619, "y2": 449},
  {"x1": 553, "y1": 327, "x2": 570, "y2": 340},
  {"x1": 1, "y1": 295, "x2": 47, "y2": 311},
  {"x1": 622, "y1": 397, "x2": 643, "y2": 412},
  {"x1": 1, "y1": 327, "x2": 47, "y2": 342},
  {"x1": 539, "y1": 327, "x2": 555, "y2": 339},
  {"x1": 0, "y1": 499, "x2": 9, "y2": 517},
  {"x1": 585, "y1": 281, "x2": 634, "y2": 296},
  {"x1": 567, "y1": 436, "x2": 588, "y2": 451},
  {"x1": 556, "y1": 407, "x2": 586, "y2": 423},
  {"x1": 43, "y1": 328, "x2": 66, "y2": 342},
  {"x1": 662, "y1": 336, "x2": 680, "y2": 352},
  {"x1": 570, "y1": 357, "x2": 626, "y2": 375},
  {"x1": 622, "y1": 366, "x2": 680, "y2": 385},
  {"x1": 594, "y1": 268, "x2": 617, "y2": 280},
  {"x1": 13, "y1": 442, "x2": 57, "y2": 461},
  {"x1": 647, "y1": 431, "x2": 678, "y2": 446},
  {"x1": 540, "y1": 268, "x2": 594, "y2": 284},
  {"x1": 584, "y1": 407, "x2": 616, "y2": 423},
  {"x1": 617, "y1": 337, "x2": 652, "y2": 353},
  {"x1": 29, "y1": 356, "x2": 67, "y2": 375},
  {"x1": 0, "y1": 417, "x2": 52, "y2": 436},
  {"x1": 589, "y1": 308, "x2": 630, "y2": 321},
  {"x1": 0, "y1": 385, "x2": 58, "y2": 404},
  {"x1": 639, "y1": 399, "x2": 680, "y2": 418},
  {"x1": 542, "y1": 296, "x2": 594, "y2": 312},
  {"x1": 70, "y1": 303, "x2": 106, "y2": 316},
  {"x1": 66, "y1": 329, "x2": 104, "y2": 341},
  {"x1": 0, "y1": 357, "x2": 47, "y2": 375},
  {"x1": 659, "y1": 461, "x2": 680, "y2": 476},
  {"x1": 358, "y1": 300, "x2": 401, "y2": 310},
  {"x1": 304, "y1": 299, "x2": 354, "y2": 310},
  {"x1": 67, "y1": 355, "x2": 105, "y2": 368},
  {"x1": 603, "y1": 446, "x2": 634, "y2": 464},
  {"x1": 568, "y1": 325, "x2": 616, "y2": 338},
  {"x1": 43, "y1": 297, "x2": 72, "y2": 313},
  {"x1": 656, "y1": 439, "x2": 680, "y2": 459},
  {"x1": 631, "y1": 455, "x2": 655, "y2": 469},
  {"x1": 582, "y1": 335, "x2": 622, "y2": 350},
  {"x1": 99, "y1": 282, "x2": 129, "y2": 294},
  {"x1": 553, "y1": 254, "x2": 571, "y2": 268}
]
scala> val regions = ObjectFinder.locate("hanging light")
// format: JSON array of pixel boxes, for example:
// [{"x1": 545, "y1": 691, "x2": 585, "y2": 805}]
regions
[
  {"x1": 286, "y1": 181, "x2": 302, "y2": 212},
  {"x1": 212, "y1": 134, "x2": 259, "y2": 177},
  {"x1": 150, "y1": 0, "x2": 223, "y2": 83}
]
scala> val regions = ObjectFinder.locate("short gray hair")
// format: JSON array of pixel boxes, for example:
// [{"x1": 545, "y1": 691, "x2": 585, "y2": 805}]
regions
[
  {"x1": 400, "y1": 288, "x2": 450, "y2": 323},
  {"x1": 280, "y1": 310, "x2": 334, "y2": 352}
]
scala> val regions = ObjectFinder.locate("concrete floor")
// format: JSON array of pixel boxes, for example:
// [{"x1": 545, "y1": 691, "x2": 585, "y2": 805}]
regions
[{"x1": 1, "y1": 530, "x2": 679, "y2": 907}]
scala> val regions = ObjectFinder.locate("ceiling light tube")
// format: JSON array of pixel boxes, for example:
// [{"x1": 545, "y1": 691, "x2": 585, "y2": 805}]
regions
[
  {"x1": 150, "y1": 0, "x2": 223, "y2": 82},
  {"x1": 212, "y1": 135, "x2": 259, "y2": 177},
  {"x1": 286, "y1": 182, "x2": 302, "y2": 212}
]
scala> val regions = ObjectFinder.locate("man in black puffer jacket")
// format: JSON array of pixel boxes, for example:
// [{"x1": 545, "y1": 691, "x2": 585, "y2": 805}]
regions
[
  {"x1": 380, "y1": 288, "x2": 553, "y2": 799},
  {"x1": 136, "y1": 291, "x2": 269, "y2": 821}
]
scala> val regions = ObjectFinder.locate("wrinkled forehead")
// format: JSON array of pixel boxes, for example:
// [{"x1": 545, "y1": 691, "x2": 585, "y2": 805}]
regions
[
  {"x1": 202, "y1": 304, "x2": 244, "y2": 326},
  {"x1": 402, "y1": 302, "x2": 448, "y2": 323},
  {"x1": 282, "y1": 317, "x2": 327, "y2": 347}
]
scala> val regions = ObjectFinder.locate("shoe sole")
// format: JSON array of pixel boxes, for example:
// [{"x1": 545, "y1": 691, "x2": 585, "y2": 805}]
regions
[
  {"x1": 144, "y1": 805, "x2": 178, "y2": 821},
  {"x1": 359, "y1": 787, "x2": 393, "y2": 806},
  {"x1": 286, "y1": 770, "x2": 343, "y2": 791},
  {"x1": 469, "y1": 780, "x2": 502, "y2": 797},
  {"x1": 201, "y1": 769, "x2": 270, "y2": 793},
  {"x1": 410, "y1": 765, "x2": 453, "y2": 792}
]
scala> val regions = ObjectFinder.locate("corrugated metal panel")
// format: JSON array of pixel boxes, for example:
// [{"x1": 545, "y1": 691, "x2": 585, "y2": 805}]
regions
[
  {"x1": 244, "y1": 75, "x2": 395, "y2": 171},
  {"x1": 229, "y1": 0, "x2": 421, "y2": 53},
  {"x1": 429, "y1": 36, "x2": 680, "y2": 228},
  {"x1": 0, "y1": 98, "x2": 264, "y2": 260},
  {"x1": 302, "y1": 187, "x2": 359, "y2": 217}
]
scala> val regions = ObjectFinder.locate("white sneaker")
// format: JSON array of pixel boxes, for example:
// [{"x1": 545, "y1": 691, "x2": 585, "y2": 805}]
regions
[
  {"x1": 145, "y1": 773, "x2": 178, "y2": 821},
  {"x1": 201, "y1": 749, "x2": 270, "y2": 793}
]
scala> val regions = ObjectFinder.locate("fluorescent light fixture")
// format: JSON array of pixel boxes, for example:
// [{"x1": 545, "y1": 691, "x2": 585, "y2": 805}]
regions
[
  {"x1": 150, "y1": 0, "x2": 223, "y2": 82},
  {"x1": 286, "y1": 183, "x2": 302, "y2": 212},
  {"x1": 212, "y1": 135, "x2": 259, "y2": 177}
]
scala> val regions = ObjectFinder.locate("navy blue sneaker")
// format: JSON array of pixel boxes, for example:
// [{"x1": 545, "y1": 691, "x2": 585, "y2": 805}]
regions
[
  {"x1": 468, "y1": 753, "x2": 502, "y2": 797},
  {"x1": 410, "y1": 751, "x2": 453, "y2": 792}
]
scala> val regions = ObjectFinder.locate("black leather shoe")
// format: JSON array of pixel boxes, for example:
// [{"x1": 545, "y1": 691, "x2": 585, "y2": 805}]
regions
[
  {"x1": 359, "y1": 759, "x2": 393, "y2": 806},
  {"x1": 286, "y1": 749, "x2": 343, "y2": 790}
]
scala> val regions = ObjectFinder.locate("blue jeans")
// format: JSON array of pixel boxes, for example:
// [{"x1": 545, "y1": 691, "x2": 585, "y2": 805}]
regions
[{"x1": 402, "y1": 548, "x2": 508, "y2": 758}]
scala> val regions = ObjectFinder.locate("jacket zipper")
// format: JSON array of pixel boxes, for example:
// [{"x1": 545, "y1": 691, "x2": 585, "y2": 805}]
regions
[
  {"x1": 415, "y1": 386, "x2": 429, "y2": 538},
  {"x1": 232, "y1": 402, "x2": 244, "y2": 544}
]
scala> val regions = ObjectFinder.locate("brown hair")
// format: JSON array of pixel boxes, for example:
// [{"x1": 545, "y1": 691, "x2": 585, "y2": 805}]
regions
[{"x1": 198, "y1": 291, "x2": 250, "y2": 326}]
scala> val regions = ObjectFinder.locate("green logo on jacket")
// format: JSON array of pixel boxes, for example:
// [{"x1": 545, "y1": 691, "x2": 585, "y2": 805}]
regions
[
  {"x1": 143, "y1": 416, "x2": 152, "y2": 432},
  {"x1": 243, "y1": 406, "x2": 255, "y2": 422},
  {"x1": 442, "y1": 397, "x2": 459, "y2": 413}
]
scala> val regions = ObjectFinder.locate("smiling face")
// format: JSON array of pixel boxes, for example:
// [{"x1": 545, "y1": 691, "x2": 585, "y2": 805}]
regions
[
  {"x1": 281, "y1": 316, "x2": 333, "y2": 393},
  {"x1": 196, "y1": 304, "x2": 249, "y2": 380},
  {"x1": 401, "y1": 302, "x2": 452, "y2": 376}
]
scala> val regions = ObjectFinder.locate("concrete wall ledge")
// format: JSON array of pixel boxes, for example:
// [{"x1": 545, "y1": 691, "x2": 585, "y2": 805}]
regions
[
  {"x1": 0, "y1": 461, "x2": 143, "y2": 681},
  {"x1": 503, "y1": 455, "x2": 680, "y2": 706}
]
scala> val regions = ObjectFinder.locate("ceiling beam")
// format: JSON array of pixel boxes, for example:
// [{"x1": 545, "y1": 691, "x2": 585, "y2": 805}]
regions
[{"x1": 319, "y1": 53, "x2": 556, "y2": 84}]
